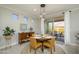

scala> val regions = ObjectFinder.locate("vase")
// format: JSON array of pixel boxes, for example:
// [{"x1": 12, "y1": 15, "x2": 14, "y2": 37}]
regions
[{"x1": 4, "y1": 35, "x2": 12, "y2": 40}]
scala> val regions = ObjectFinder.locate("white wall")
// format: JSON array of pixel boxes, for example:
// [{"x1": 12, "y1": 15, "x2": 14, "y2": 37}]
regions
[
  {"x1": 0, "y1": 7, "x2": 41, "y2": 48},
  {"x1": 41, "y1": 18, "x2": 45, "y2": 34},
  {"x1": 34, "y1": 18, "x2": 41, "y2": 34},
  {"x1": 27, "y1": 17, "x2": 41, "y2": 34},
  {"x1": 0, "y1": 7, "x2": 26, "y2": 33},
  {"x1": 64, "y1": 8, "x2": 79, "y2": 45},
  {"x1": 64, "y1": 11, "x2": 71, "y2": 44},
  {"x1": 70, "y1": 9, "x2": 79, "y2": 44}
]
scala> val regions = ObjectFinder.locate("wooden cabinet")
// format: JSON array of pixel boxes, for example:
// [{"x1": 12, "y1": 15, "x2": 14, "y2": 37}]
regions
[{"x1": 18, "y1": 32, "x2": 34, "y2": 44}]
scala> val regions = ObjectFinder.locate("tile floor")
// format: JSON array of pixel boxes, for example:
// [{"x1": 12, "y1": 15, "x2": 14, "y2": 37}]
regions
[{"x1": 0, "y1": 41, "x2": 79, "y2": 54}]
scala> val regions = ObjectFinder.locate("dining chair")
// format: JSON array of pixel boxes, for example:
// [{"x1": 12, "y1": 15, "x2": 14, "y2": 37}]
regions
[
  {"x1": 43, "y1": 37, "x2": 55, "y2": 54},
  {"x1": 30, "y1": 37, "x2": 42, "y2": 54}
]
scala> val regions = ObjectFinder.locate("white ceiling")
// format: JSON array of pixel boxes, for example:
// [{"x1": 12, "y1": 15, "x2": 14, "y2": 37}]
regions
[{"x1": 0, "y1": 4, "x2": 79, "y2": 19}]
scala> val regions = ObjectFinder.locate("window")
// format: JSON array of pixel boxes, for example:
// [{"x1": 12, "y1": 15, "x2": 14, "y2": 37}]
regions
[
  {"x1": 20, "y1": 16, "x2": 28, "y2": 31},
  {"x1": 54, "y1": 21, "x2": 64, "y2": 33},
  {"x1": 24, "y1": 16, "x2": 28, "y2": 24},
  {"x1": 48, "y1": 22, "x2": 53, "y2": 32},
  {"x1": 12, "y1": 13, "x2": 18, "y2": 21},
  {"x1": 54, "y1": 21, "x2": 64, "y2": 27}
]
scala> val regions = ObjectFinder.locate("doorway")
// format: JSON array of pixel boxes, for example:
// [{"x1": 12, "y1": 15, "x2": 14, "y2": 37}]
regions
[
  {"x1": 46, "y1": 16, "x2": 64, "y2": 42},
  {"x1": 53, "y1": 21, "x2": 64, "y2": 42}
]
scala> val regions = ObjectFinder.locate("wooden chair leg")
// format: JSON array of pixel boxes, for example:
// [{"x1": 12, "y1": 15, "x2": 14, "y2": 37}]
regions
[
  {"x1": 53, "y1": 46, "x2": 55, "y2": 52},
  {"x1": 30, "y1": 47, "x2": 31, "y2": 53},
  {"x1": 50, "y1": 48, "x2": 52, "y2": 54},
  {"x1": 34, "y1": 49, "x2": 36, "y2": 54}
]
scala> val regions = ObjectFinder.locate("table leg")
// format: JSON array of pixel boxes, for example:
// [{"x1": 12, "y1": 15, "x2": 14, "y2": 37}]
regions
[{"x1": 41, "y1": 42, "x2": 44, "y2": 52}]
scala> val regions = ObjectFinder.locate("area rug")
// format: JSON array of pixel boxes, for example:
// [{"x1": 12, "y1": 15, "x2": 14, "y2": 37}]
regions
[{"x1": 21, "y1": 44, "x2": 65, "y2": 54}]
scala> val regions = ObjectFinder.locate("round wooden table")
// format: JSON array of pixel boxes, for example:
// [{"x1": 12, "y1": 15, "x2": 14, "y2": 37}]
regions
[{"x1": 35, "y1": 36, "x2": 54, "y2": 52}]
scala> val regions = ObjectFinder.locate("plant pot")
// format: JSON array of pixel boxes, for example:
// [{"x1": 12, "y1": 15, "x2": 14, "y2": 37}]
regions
[{"x1": 4, "y1": 35, "x2": 12, "y2": 40}]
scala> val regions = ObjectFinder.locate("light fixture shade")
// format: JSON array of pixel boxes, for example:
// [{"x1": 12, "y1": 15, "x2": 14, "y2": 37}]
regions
[
  {"x1": 40, "y1": 4, "x2": 46, "y2": 18},
  {"x1": 40, "y1": 4, "x2": 46, "y2": 7}
]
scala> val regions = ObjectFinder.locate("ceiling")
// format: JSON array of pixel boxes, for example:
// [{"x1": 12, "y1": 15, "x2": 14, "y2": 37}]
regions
[{"x1": 0, "y1": 4, "x2": 79, "y2": 19}]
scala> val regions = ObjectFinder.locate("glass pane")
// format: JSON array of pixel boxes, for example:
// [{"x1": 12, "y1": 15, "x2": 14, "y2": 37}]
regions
[
  {"x1": 12, "y1": 13, "x2": 18, "y2": 21},
  {"x1": 54, "y1": 21, "x2": 64, "y2": 33},
  {"x1": 48, "y1": 22, "x2": 53, "y2": 32},
  {"x1": 24, "y1": 16, "x2": 28, "y2": 24},
  {"x1": 54, "y1": 21, "x2": 64, "y2": 27}
]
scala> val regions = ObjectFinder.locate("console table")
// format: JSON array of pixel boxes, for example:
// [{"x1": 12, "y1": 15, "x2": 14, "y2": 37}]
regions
[{"x1": 18, "y1": 32, "x2": 34, "y2": 44}]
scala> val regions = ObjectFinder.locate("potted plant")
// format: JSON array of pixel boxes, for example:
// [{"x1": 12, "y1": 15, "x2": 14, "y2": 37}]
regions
[
  {"x1": 3, "y1": 26, "x2": 15, "y2": 40},
  {"x1": 41, "y1": 34, "x2": 45, "y2": 37}
]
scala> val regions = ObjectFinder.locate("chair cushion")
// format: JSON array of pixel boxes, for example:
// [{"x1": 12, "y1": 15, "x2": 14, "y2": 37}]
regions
[
  {"x1": 35, "y1": 42, "x2": 42, "y2": 48},
  {"x1": 43, "y1": 42, "x2": 52, "y2": 48}
]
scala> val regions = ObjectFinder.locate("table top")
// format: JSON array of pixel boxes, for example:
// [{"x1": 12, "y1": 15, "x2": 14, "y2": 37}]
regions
[{"x1": 31, "y1": 36, "x2": 55, "y2": 40}]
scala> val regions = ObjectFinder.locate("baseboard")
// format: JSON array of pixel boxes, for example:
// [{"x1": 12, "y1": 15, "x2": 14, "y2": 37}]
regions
[{"x1": 0, "y1": 42, "x2": 18, "y2": 49}]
